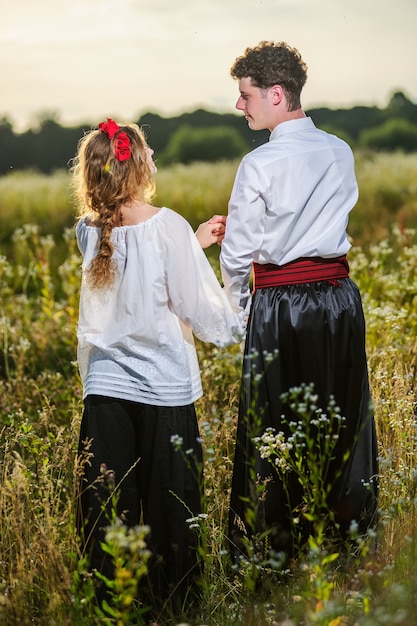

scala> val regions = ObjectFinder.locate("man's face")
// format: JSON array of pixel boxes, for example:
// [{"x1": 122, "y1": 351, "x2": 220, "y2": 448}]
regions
[{"x1": 235, "y1": 77, "x2": 273, "y2": 131}]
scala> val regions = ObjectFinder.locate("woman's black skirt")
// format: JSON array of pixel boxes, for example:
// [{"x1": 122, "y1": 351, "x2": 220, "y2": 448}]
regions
[
  {"x1": 229, "y1": 278, "x2": 378, "y2": 558},
  {"x1": 77, "y1": 396, "x2": 203, "y2": 612}
]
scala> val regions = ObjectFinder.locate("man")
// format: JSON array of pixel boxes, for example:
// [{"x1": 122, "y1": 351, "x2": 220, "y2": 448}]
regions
[{"x1": 220, "y1": 41, "x2": 378, "y2": 560}]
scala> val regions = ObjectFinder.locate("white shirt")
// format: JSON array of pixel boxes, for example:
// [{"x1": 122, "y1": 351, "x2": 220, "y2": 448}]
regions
[
  {"x1": 76, "y1": 208, "x2": 244, "y2": 406},
  {"x1": 220, "y1": 117, "x2": 358, "y2": 309}
]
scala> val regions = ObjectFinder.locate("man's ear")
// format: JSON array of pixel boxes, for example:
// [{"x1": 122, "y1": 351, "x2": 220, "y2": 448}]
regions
[{"x1": 270, "y1": 84, "x2": 284, "y2": 105}]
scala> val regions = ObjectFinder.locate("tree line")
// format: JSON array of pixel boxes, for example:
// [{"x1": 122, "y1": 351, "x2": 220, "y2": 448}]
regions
[{"x1": 0, "y1": 91, "x2": 416, "y2": 175}]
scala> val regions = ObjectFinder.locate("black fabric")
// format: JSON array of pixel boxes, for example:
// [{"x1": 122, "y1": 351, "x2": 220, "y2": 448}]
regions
[
  {"x1": 77, "y1": 395, "x2": 203, "y2": 613},
  {"x1": 229, "y1": 278, "x2": 378, "y2": 558}
]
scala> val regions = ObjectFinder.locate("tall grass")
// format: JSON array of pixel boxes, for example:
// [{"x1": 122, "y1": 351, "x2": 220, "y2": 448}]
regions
[
  {"x1": 0, "y1": 169, "x2": 74, "y2": 256},
  {"x1": 353, "y1": 151, "x2": 417, "y2": 245},
  {"x1": 1, "y1": 152, "x2": 417, "y2": 253},
  {"x1": 0, "y1": 153, "x2": 417, "y2": 624}
]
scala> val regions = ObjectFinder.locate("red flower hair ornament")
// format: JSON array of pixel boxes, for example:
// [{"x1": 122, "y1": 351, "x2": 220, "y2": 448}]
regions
[{"x1": 98, "y1": 118, "x2": 131, "y2": 162}]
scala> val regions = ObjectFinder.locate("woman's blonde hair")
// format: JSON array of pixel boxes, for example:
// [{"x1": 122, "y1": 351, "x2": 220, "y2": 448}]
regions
[{"x1": 71, "y1": 122, "x2": 156, "y2": 289}]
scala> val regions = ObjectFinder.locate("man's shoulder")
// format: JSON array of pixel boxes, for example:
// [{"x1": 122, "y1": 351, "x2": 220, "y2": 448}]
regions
[
  {"x1": 241, "y1": 140, "x2": 275, "y2": 163},
  {"x1": 315, "y1": 126, "x2": 353, "y2": 151},
  {"x1": 241, "y1": 135, "x2": 297, "y2": 168}
]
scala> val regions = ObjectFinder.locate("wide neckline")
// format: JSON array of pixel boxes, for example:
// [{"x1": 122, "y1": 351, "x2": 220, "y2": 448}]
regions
[{"x1": 83, "y1": 207, "x2": 167, "y2": 230}]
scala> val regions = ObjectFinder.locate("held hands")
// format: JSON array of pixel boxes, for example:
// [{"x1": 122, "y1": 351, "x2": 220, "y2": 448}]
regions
[{"x1": 195, "y1": 215, "x2": 227, "y2": 249}]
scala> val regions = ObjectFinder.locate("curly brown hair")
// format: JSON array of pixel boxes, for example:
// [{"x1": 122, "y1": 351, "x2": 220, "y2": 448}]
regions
[
  {"x1": 230, "y1": 41, "x2": 308, "y2": 111},
  {"x1": 71, "y1": 122, "x2": 156, "y2": 290}
]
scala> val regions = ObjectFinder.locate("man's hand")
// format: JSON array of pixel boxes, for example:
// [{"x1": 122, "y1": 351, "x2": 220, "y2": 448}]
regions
[{"x1": 195, "y1": 215, "x2": 227, "y2": 249}]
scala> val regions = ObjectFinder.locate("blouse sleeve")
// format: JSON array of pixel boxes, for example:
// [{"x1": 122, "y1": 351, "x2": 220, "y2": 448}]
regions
[
  {"x1": 75, "y1": 218, "x2": 100, "y2": 263},
  {"x1": 163, "y1": 212, "x2": 245, "y2": 347},
  {"x1": 220, "y1": 157, "x2": 267, "y2": 311}
]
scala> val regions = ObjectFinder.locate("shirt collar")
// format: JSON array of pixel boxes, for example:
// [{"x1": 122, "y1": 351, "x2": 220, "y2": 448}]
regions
[{"x1": 269, "y1": 116, "x2": 315, "y2": 141}]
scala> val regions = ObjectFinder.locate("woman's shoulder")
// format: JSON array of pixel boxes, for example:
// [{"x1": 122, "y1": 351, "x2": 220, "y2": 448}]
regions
[
  {"x1": 76, "y1": 215, "x2": 98, "y2": 230},
  {"x1": 75, "y1": 216, "x2": 100, "y2": 255},
  {"x1": 160, "y1": 207, "x2": 194, "y2": 232},
  {"x1": 76, "y1": 216, "x2": 92, "y2": 235}
]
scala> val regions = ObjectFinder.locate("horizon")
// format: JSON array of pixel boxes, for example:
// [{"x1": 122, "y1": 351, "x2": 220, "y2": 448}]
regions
[
  {"x1": 2, "y1": 0, "x2": 416, "y2": 132},
  {"x1": 2, "y1": 87, "x2": 413, "y2": 135}
]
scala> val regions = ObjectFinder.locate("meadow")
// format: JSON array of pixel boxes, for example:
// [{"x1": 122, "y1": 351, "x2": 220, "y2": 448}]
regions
[{"x1": 0, "y1": 152, "x2": 417, "y2": 625}]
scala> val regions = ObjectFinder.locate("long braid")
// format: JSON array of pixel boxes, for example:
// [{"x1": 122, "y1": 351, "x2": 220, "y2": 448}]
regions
[{"x1": 86, "y1": 205, "x2": 116, "y2": 289}]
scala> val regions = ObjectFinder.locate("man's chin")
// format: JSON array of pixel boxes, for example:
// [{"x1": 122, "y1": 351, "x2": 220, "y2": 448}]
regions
[{"x1": 247, "y1": 118, "x2": 264, "y2": 132}]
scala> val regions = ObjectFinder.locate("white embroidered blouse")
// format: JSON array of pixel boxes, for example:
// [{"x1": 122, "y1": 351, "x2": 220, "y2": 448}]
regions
[{"x1": 76, "y1": 207, "x2": 244, "y2": 406}]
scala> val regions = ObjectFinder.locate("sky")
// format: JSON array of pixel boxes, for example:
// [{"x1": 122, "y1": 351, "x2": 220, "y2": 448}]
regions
[{"x1": 1, "y1": 0, "x2": 416, "y2": 131}]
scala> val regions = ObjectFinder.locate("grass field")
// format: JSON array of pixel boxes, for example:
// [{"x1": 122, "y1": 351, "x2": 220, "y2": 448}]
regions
[{"x1": 1, "y1": 152, "x2": 417, "y2": 625}]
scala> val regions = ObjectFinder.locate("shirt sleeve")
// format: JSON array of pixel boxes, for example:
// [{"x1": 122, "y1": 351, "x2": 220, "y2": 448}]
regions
[
  {"x1": 220, "y1": 157, "x2": 267, "y2": 310},
  {"x1": 163, "y1": 212, "x2": 245, "y2": 347}
]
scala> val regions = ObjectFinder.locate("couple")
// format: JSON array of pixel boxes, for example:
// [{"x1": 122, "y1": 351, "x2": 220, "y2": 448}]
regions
[{"x1": 73, "y1": 41, "x2": 378, "y2": 621}]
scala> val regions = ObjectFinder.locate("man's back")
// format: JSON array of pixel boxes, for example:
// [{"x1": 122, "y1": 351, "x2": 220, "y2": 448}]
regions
[{"x1": 220, "y1": 117, "x2": 358, "y2": 304}]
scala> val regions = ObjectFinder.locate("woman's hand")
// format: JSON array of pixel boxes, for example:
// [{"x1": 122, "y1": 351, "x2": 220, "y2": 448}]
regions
[{"x1": 195, "y1": 215, "x2": 227, "y2": 249}]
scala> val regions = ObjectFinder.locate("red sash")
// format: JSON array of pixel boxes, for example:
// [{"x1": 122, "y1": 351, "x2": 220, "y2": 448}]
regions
[{"x1": 253, "y1": 256, "x2": 349, "y2": 290}]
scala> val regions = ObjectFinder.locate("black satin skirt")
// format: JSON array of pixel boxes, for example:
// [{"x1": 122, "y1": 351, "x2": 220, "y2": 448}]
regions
[
  {"x1": 77, "y1": 396, "x2": 203, "y2": 613},
  {"x1": 229, "y1": 278, "x2": 378, "y2": 558}
]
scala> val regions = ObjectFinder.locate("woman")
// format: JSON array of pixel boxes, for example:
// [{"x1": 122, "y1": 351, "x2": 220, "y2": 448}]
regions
[{"x1": 71, "y1": 118, "x2": 244, "y2": 618}]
